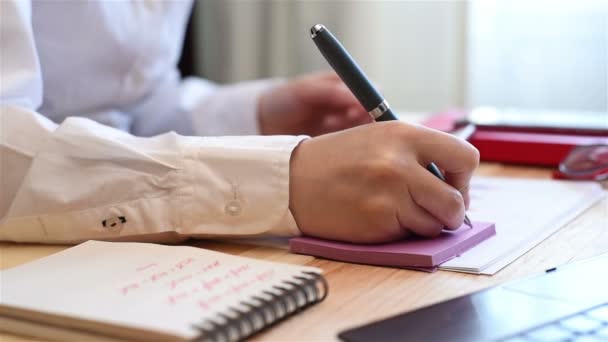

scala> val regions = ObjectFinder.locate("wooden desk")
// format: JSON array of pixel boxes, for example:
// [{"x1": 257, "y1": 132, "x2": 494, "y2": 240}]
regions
[{"x1": 1, "y1": 163, "x2": 606, "y2": 341}]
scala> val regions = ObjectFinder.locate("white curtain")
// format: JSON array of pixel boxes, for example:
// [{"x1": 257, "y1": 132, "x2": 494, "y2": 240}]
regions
[
  {"x1": 467, "y1": 0, "x2": 608, "y2": 111},
  {"x1": 192, "y1": 0, "x2": 607, "y2": 112},
  {"x1": 192, "y1": 0, "x2": 467, "y2": 112}
]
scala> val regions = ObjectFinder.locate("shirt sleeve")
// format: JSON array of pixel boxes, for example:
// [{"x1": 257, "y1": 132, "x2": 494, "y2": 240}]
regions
[
  {"x1": 126, "y1": 74, "x2": 285, "y2": 138},
  {"x1": 181, "y1": 77, "x2": 286, "y2": 137},
  {"x1": 0, "y1": 0, "x2": 305, "y2": 244}
]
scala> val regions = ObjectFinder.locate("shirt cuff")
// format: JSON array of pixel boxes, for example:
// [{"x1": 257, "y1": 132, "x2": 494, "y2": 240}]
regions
[
  {"x1": 177, "y1": 134, "x2": 308, "y2": 238},
  {"x1": 190, "y1": 78, "x2": 285, "y2": 136}
]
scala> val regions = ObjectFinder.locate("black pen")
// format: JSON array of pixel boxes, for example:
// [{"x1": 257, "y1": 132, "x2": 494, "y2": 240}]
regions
[{"x1": 310, "y1": 24, "x2": 473, "y2": 229}]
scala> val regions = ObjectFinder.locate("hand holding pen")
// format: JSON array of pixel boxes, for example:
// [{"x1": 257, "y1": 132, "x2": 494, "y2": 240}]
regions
[
  {"x1": 286, "y1": 25, "x2": 479, "y2": 243},
  {"x1": 310, "y1": 23, "x2": 474, "y2": 229}
]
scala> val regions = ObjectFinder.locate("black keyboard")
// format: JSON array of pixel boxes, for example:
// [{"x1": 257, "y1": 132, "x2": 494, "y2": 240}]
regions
[{"x1": 500, "y1": 303, "x2": 608, "y2": 341}]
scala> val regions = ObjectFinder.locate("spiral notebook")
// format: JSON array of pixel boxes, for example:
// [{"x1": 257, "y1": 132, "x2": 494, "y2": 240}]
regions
[{"x1": 0, "y1": 241, "x2": 327, "y2": 341}]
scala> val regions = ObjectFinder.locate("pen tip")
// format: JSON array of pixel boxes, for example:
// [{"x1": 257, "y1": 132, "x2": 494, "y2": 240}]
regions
[{"x1": 464, "y1": 215, "x2": 473, "y2": 228}]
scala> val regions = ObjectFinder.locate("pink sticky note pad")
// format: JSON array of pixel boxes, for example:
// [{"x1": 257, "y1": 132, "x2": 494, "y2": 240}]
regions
[{"x1": 289, "y1": 221, "x2": 496, "y2": 268}]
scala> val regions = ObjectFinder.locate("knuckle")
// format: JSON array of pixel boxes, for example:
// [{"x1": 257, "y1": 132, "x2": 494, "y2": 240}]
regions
[
  {"x1": 360, "y1": 196, "x2": 393, "y2": 218},
  {"x1": 351, "y1": 198, "x2": 403, "y2": 243},
  {"x1": 465, "y1": 143, "x2": 481, "y2": 168},
  {"x1": 384, "y1": 121, "x2": 412, "y2": 139},
  {"x1": 443, "y1": 189, "x2": 465, "y2": 227},
  {"x1": 366, "y1": 154, "x2": 403, "y2": 183}
]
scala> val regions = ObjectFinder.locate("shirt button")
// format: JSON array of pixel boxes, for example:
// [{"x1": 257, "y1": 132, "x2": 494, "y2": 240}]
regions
[{"x1": 225, "y1": 200, "x2": 242, "y2": 216}]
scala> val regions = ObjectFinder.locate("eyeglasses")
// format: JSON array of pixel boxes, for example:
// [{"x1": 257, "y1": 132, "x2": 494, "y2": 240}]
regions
[{"x1": 554, "y1": 144, "x2": 608, "y2": 181}]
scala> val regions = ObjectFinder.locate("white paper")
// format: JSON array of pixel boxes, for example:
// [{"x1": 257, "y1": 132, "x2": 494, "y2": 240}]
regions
[
  {"x1": 440, "y1": 177, "x2": 605, "y2": 274},
  {"x1": 0, "y1": 241, "x2": 321, "y2": 339}
]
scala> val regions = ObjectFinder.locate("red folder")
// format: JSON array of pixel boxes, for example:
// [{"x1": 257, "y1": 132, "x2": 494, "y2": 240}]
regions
[
  {"x1": 421, "y1": 110, "x2": 608, "y2": 167},
  {"x1": 469, "y1": 130, "x2": 607, "y2": 167}
]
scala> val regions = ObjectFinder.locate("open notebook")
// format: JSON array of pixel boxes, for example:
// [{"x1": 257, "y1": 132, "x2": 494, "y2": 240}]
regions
[{"x1": 0, "y1": 241, "x2": 327, "y2": 341}]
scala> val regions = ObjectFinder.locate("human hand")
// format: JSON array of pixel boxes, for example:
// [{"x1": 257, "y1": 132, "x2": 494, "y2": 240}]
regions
[
  {"x1": 289, "y1": 121, "x2": 480, "y2": 243},
  {"x1": 258, "y1": 72, "x2": 372, "y2": 136}
]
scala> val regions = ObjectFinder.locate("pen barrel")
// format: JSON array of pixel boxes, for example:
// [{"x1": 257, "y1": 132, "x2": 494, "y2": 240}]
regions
[
  {"x1": 312, "y1": 29, "x2": 385, "y2": 112},
  {"x1": 426, "y1": 162, "x2": 446, "y2": 181}
]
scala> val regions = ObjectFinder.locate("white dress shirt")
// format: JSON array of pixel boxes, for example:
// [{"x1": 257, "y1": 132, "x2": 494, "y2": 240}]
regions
[{"x1": 0, "y1": 0, "x2": 306, "y2": 243}]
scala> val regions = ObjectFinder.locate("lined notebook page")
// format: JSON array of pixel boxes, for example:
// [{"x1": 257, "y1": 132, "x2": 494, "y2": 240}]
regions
[{"x1": 0, "y1": 241, "x2": 321, "y2": 340}]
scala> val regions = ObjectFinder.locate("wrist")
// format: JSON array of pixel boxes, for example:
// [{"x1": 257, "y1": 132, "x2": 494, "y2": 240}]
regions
[{"x1": 288, "y1": 138, "x2": 310, "y2": 231}]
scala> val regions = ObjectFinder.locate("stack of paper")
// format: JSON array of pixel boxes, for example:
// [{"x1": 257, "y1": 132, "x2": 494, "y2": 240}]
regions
[{"x1": 440, "y1": 177, "x2": 605, "y2": 274}]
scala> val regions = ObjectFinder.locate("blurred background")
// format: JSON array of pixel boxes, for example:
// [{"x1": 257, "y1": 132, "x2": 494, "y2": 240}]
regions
[{"x1": 181, "y1": 0, "x2": 607, "y2": 113}]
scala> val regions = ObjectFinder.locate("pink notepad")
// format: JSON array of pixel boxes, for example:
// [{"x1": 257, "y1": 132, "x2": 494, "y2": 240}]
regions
[{"x1": 289, "y1": 222, "x2": 496, "y2": 270}]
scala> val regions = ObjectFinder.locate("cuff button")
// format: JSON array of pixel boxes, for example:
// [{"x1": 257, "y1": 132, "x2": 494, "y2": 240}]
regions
[
  {"x1": 101, "y1": 216, "x2": 126, "y2": 232},
  {"x1": 225, "y1": 200, "x2": 242, "y2": 216}
]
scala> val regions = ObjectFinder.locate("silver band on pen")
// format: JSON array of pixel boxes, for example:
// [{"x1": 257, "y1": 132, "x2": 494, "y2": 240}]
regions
[{"x1": 368, "y1": 100, "x2": 390, "y2": 119}]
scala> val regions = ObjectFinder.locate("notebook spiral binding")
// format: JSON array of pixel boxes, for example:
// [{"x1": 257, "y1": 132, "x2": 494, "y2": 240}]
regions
[{"x1": 193, "y1": 271, "x2": 328, "y2": 342}]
